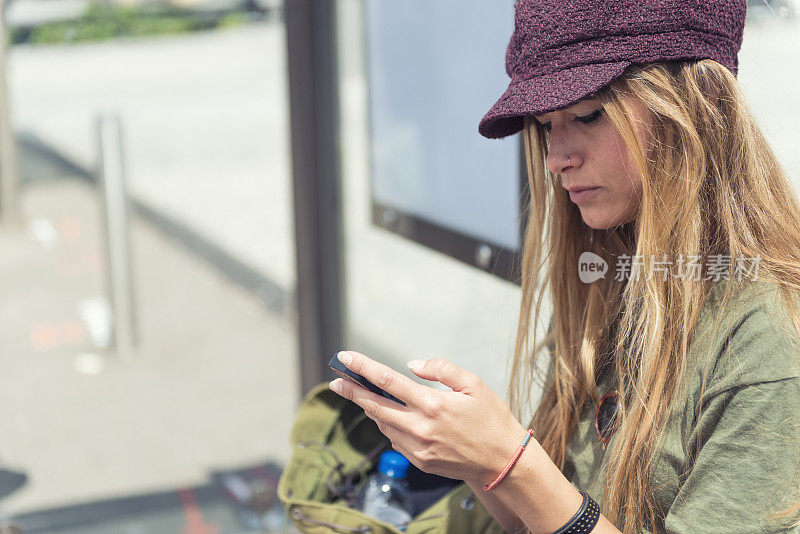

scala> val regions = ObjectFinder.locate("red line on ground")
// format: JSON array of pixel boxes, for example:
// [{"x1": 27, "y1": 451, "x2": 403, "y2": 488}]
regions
[{"x1": 176, "y1": 488, "x2": 222, "y2": 534}]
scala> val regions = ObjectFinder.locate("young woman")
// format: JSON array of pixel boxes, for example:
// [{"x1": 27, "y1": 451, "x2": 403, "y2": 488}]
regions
[{"x1": 329, "y1": 0, "x2": 800, "y2": 532}]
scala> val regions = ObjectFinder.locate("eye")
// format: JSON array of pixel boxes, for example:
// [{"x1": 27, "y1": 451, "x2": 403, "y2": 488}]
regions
[
  {"x1": 537, "y1": 108, "x2": 604, "y2": 132},
  {"x1": 575, "y1": 109, "x2": 604, "y2": 125}
]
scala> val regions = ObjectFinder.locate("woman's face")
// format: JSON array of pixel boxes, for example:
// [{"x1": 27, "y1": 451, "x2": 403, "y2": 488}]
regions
[{"x1": 533, "y1": 95, "x2": 653, "y2": 230}]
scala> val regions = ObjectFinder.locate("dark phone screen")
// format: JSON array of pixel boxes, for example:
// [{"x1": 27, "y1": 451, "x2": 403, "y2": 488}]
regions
[{"x1": 328, "y1": 354, "x2": 407, "y2": 406}]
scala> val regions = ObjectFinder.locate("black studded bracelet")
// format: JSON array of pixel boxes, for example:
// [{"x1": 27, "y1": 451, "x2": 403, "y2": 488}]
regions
[{"x1": 550, "y1": 491, "x2": 600, "y2": 534}]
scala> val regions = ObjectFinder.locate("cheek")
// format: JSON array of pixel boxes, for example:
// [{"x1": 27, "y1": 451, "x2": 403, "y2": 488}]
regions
[
  {"x1": 613, "y1": 136, "x2": 640, "y2": 179},
  {"x1": 597, "y1": 135, "x2": 643, "y2": 218},
  {"x1": 604, "y1": 133, "x2": 643, "y2": 195}
]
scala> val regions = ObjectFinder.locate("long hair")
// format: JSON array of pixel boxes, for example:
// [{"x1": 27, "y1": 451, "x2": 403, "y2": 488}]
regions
[{"x1": 508, "y1": 59, "x2": 800, "y2": 533}]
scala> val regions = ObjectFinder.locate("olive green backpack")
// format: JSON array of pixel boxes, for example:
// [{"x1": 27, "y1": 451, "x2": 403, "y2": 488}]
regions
[{"x1": 277, "y1": 382, "x2": 508, "y2": 534}]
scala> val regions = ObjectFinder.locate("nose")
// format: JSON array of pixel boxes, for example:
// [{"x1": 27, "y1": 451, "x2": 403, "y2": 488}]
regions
[
  {"x1": 544, "y1": 128, "x2": 580, "y2": 175},
  {"x1": 545, "y1": 152, "x2": 577, "y2": 175}
]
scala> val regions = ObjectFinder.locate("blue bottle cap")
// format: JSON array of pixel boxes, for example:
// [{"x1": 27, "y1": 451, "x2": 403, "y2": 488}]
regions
[{"x1": 377, "y1": 451, "x2": 411, "y2": 479}]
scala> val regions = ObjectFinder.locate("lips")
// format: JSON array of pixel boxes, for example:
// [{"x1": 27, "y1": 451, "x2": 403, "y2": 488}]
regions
[
  {"x1": 568, "y1": 187, "x2": 600, "y2": 203},
  {"x1": 564, "y1": 185, "x2": 598, "y2": 192}
]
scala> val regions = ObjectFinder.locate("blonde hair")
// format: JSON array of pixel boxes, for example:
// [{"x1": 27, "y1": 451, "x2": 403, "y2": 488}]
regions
[{"x1": 508, "y1": 59, "x2": 800, "y2": 533}]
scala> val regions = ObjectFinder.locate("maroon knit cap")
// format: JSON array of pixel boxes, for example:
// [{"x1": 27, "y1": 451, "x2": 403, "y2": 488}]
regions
[{"x1": 479, "y1": 0, "x2": 747, "y2": 139}]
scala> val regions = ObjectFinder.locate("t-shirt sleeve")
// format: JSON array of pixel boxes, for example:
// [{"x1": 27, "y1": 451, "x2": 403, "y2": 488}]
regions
[{"x1": 663, "y1": 304, "x2": 800, "y2": 533}]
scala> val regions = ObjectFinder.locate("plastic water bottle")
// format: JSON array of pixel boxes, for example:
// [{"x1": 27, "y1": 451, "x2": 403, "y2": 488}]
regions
[{"x1": 356, "y1": 451, "x2": 414, "y2": 531}]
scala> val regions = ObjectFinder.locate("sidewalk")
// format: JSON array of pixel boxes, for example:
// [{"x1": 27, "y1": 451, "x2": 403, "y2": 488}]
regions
[{"x1": 0, "y1": 152, "x2": 300, "y2": 531}]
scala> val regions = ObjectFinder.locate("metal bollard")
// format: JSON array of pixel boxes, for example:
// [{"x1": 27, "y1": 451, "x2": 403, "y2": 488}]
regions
[{"x1": 96, "y1": 114, "x2": 138, "y2": 358}]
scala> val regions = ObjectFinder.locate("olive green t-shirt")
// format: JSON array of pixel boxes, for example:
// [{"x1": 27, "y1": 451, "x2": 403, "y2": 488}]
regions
[{"x1": 559, "y1": 280, "x2": 800, "y2": 533}]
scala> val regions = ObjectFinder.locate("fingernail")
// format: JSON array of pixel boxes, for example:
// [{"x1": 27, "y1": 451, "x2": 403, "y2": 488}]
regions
[
  {"x1": 329, "y1": 379, "x2": 342, "y2": 393},
  {"x1": 337, "y1": 351, "x2": 352, "y2": 366},
  {"x1": 407, "y1": 359, "x2": 424, "y2": 371}
]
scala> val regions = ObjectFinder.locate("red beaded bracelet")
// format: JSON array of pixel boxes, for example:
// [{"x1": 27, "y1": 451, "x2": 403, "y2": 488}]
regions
[{"x1": 484, "y1": 428, "x2": 536, "y2": 492}]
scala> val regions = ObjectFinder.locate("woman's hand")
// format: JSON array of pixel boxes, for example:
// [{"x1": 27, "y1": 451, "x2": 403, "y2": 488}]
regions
[{"x1": 328, "y1": 350, "x2": 527, "y2": 485}]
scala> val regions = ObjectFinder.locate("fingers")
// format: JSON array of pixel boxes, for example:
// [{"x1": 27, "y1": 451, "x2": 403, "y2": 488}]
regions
[
  {"x1": 336, "y1": 351, "x2": 424, "y2": 408},
  {"x1": 364, "y1": 411, "x2": 407, "y2": 454},
  {"x1": 406, "y1": 358, "x2": 482, "y2": 393},
  {"x1": 359, "y1": 413, "x2": 421, "y2": 468},
  {"x1": 330, "y1": 377, "x2": 411, "y2": 430}
]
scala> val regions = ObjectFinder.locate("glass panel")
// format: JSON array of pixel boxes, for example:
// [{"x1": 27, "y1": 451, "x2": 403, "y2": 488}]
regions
[{"x1": 366, "y1": 0, "x2": 520, "y2": 251}]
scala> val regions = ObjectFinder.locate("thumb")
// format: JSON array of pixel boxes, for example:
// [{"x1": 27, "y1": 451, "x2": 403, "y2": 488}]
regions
[{"x1": 407, "y1": 358, "x2": 476, "y2": 393}]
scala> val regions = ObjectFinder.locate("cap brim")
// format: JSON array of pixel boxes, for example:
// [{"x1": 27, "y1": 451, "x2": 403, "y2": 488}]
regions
[{"x1": 478, "y1": 60, "x2": 631, "y2": 139}]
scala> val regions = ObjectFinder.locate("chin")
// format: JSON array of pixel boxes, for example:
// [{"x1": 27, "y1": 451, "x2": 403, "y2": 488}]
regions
[
  {"x1": 579, "y1": 214, "x2": 614, "y2": 230},
  {"x1": 579, "y1": 209, "x2": 635, "y2": 230}
]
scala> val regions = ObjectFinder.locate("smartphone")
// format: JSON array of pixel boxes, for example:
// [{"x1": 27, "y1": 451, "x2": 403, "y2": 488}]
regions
[{"x1": 328, "y1": 353, "x2": 407, "y2": 406}]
